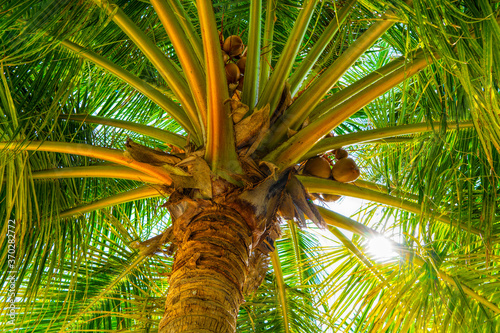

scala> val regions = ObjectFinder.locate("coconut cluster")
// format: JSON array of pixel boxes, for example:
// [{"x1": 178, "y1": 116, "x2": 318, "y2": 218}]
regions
[
  {"x1": 302, "y1": 148, "x2": 360, "y2": 202},
  {"x1": 220, "y1": 33, "x2": 246, "y2": 92}
]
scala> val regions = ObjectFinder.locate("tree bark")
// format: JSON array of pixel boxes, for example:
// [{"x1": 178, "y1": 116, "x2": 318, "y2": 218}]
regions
[{"x1": 159, "y1": 203, "x2": 252, "y2": 333}]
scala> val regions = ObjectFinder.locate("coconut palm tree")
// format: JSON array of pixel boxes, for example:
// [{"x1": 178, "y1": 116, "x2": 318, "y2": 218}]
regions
[{"x1": 1, "y1": 0, "x2": 499, "y2": 331}]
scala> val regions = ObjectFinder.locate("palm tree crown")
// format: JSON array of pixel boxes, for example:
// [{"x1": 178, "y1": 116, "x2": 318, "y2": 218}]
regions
[{"x1": 1, "y1": 0, "x2": 499, "y2": 332}]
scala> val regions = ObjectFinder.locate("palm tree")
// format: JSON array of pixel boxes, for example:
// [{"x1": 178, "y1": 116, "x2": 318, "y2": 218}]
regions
[{"x1": 1, "y1": 0, "x2": 499, "y2": 331}]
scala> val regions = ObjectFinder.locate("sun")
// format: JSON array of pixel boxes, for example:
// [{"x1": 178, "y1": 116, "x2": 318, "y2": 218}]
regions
[{"x1": 366, "y1": 236, "x2": 398, "y2": 261}]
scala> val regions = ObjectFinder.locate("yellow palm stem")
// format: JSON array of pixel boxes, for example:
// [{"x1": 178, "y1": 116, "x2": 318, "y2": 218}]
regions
[
  {"x1": 257, "y1": 0, "x2": 319, "y2": 112},
  {"x1": 299, "y1": 175, "x2": 482, "y2": 235},
  {"x1": 0, "y1": 141, "x2": 173, "y2": 185},
  {"x1": 259, "y1": 0, "x2": 277, "y2": 94},
  {"x1": 270, "y1": 250, "x2": 291, "y2": 333},
  {"x1": 304, "y1": 120, "x2": 475, "y2": 159},
  {"x1": 267, "y1": 10, "x2": 398, "y2": 149},
  {"x1": 265, "y1": 51, "x2": 431, "y2": 169},
  {"x1": 241, "y1": 0, "x2": 262, "y2": 108},
  {"x1": 309, "y1": 53, "x2": 410, "y2": 120},
  {"x1": 167, "y1": 0, "x2": 205, "y2": 66},
  {"x1": 289, "y1": 0, "x2": 357, "y2": 96},
  {"x1": 197, "y1": 0, "x2": 243, "y2": 177},
  {"x1": 59, "y1": 40, "x2": 196, "y2": 137},
  {"x1": 59, "y1": 185, "x2": 165, "y2": 219},
  {"x1": 91, "y1": 0, "x2": 202, "y2": 139},
  {"x1": 32, "y1": 165, "x2": 160, "y2": 184},
  {"x1": 62, "y1": 114, "x2": 187, "y2": 148},
  {"x1": 151, "y1": 0, "x2": 207, "y2": 131}
]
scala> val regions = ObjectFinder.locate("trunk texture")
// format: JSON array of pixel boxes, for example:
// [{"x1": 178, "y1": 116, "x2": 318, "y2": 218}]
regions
[{"x1": 159, "y1": 203, "x2": 252, "y2": 333}]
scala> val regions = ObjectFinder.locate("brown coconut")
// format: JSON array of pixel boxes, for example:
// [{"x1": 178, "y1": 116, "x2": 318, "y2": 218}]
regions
[
  {"x1": 236, "y1": 57, "x2": 247, "y2": 74},
  {"x1": 223, "y1": 35, "x2": 244, "y2": 56},
  {"x1": 331, "y1": 157, "x2": 360, "y2": 183},
  {"x1": 335, "y1": 148, "x2": 348, "y2": 160},
  {"x1": 303, "y1": 156, "x2": 331, "y2": 178},
  {"x1": 222, "y1": 50, "x2": 229, "y2": 64},
  {"x1": 322, "y1": 194, "x2": 341, "y2": 202},
  {"x1": 225, "y1": 63, "x2": 241, "y2": 84}
]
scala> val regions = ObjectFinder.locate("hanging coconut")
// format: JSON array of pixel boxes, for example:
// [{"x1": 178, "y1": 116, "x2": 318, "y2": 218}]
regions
[
  {"x1": 334, "y1": 148, "x2": 348, "y2": 160},
  {"x1": 331, "y1": 157, "x2": 360, "y2": 183},
  {"x1": 303, "y1": 156, "x2": 331, "y2": 179},
  {"x1": 223, "y1": 35, "x2": 244, "y2": 56},
  {"x1": 222, "y1": 50, "x2": 229, "y2": 64},
  {"x1": 322, "y1": 194, "x2": 341, "y2": 202},
  {"x1": 225, "y1": 63, "x2": 241, "y2": 84},
  {"x1": 236, "y1": 57, "x2": 246, "y2": 74}
]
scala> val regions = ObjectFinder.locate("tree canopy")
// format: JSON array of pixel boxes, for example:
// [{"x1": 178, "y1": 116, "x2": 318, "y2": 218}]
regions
[{"x1": 1, "y1": 0, "x2": 499, "y2": 332}]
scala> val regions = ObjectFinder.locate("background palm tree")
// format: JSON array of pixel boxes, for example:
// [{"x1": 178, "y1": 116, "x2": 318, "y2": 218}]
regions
[{"x1": 1, "y1": 0, "x2": 499, "y2": 331}]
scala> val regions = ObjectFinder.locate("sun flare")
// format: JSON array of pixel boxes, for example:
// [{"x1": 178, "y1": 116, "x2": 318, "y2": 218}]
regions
[{"x1": 367, "y1": 236, "x2": 398, "y2": 260}]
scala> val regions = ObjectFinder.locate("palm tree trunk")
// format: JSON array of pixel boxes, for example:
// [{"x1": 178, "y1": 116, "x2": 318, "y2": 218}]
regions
[{"x1": 159, "y1": 203, "x2": 252, "y2": 333}]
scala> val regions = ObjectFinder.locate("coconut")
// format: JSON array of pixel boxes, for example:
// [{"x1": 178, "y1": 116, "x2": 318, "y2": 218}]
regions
[
  {"x1": 223, "y1": 35, "x2": 244, "y2": 56},
  {"x1": 303, "y1": 156, "x2": 331, "y2": 178},
  {"x1": 222, "y1": 50, "x2": 229, "y2": 64},
  {"x1": 236, "y1": 57, "x2": 247, "y2": 74},
  {"x1": 335, "y1": 148, "x2": 348, "y2": 160},
  {"x1": 225, "y1": 63, "x2": 241, "y2": 84},
  {"x1": 322, "y1": 194, "x2": 341, "y2": 202},
  {"x1": 331, "y1": 157, "x2": 360, "y2": 183}
]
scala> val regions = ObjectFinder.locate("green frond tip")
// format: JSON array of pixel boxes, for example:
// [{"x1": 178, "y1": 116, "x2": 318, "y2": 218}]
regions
[
  {"x1": 59, "y1": 254, "x2": 149, "y2": 331},
  {"x1": 270, "y1": 249, "x2": 291, "y2": 333}
]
